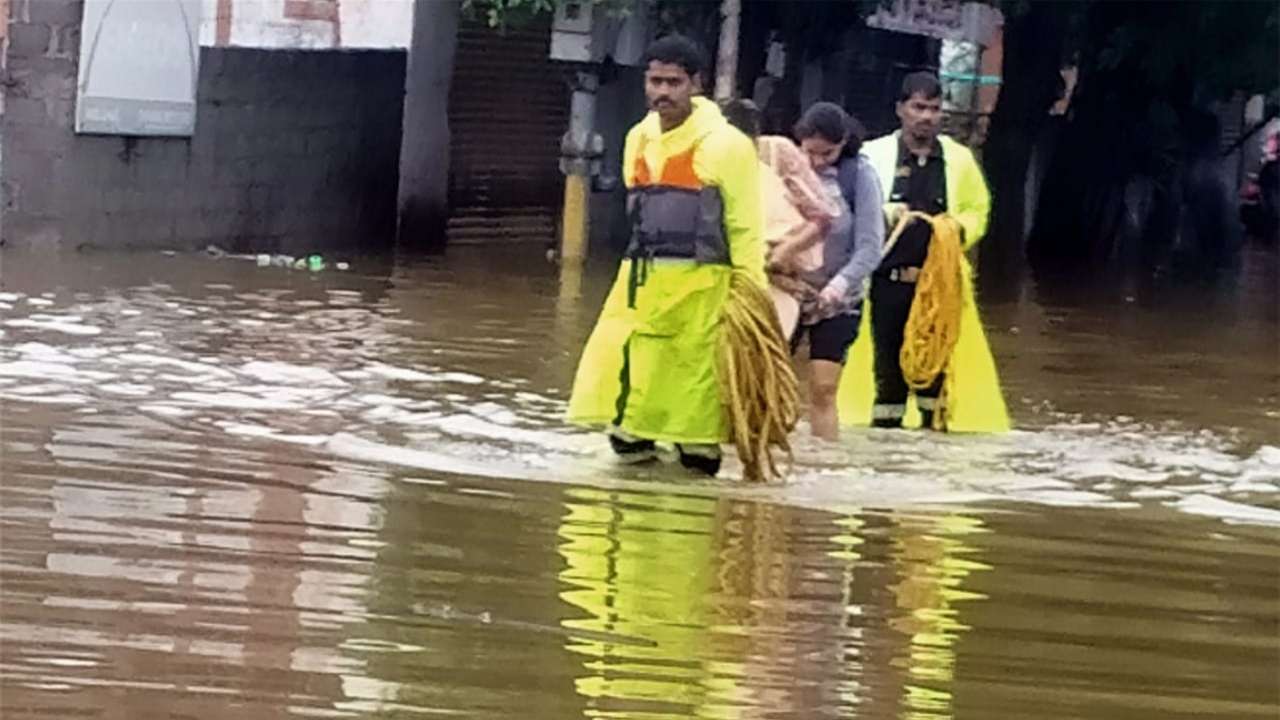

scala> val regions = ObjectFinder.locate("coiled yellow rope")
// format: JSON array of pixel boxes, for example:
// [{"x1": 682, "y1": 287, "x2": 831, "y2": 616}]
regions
[
  {"x1": 718, "y1": 270, "x2": 800, "y2": 482},
  {"x1": 893, "y1": 212, "x2": 965, "y2": 430}
]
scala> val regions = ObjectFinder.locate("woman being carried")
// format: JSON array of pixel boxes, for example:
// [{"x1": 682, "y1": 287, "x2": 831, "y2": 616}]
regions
[{"x1": 722, "y1": 99, "x2": 838, "y2": 338}]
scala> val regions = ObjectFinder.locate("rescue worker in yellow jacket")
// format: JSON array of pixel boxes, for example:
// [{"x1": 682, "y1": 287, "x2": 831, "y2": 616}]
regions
[
  {"x1": 566, "y1": 35, "x2": 764, "y2": 475},
  {"x1": 838, "y1": 72, "x2": 1009, "y2": 432}
]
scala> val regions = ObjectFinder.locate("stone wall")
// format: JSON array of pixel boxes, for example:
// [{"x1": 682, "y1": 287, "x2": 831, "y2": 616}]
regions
[{"x1": 2, "y1": 0, "x2": 405, "y2": 253}]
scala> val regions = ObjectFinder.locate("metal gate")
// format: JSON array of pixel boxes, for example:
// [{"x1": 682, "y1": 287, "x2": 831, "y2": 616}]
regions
[{"x1": 448, "y1": 19, "x2": 569, "y2": 245}]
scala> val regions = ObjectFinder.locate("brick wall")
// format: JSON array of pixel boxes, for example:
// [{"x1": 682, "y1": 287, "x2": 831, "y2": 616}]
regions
[{"x1": 1, "y1": 0, "x2": 405, "y2": 253}]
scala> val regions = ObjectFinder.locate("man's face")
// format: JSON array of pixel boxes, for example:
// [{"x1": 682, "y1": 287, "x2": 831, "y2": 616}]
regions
[
  {"x1": 645, "y1": 61, "x2": 698, "y2": 126},
  {"x1": 897, "y1": 92, "x2": 943, "y2": 143}
]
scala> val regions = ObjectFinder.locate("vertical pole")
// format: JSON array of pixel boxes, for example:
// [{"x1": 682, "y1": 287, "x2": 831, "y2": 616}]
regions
[
  {"x1": 561, "y1": 174, "x2": 590, "y2": 263},
  {"x1": 714, "y1": 0, "x2": 741, "y2": 102},
  {"x1": 560, "y1": 70, "x2": 598, "y2": 265},
  {"x1": 555, "y1": 72, "x2": 590, "y2": 335},
  {"x1": 397, "y1": 0, "x2": 460, "y2": 252},
  {"x1": 557, "y1": 254, "x2": 585, "y2": 320},
  {"x1": 971, "y1": 43, "x2": 983, "y2": 145}
]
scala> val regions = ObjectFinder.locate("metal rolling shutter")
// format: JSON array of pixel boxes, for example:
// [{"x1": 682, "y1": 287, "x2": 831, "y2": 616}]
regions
[{"x1": 448, "y1": 19, "x2": 569, "y2": 245}]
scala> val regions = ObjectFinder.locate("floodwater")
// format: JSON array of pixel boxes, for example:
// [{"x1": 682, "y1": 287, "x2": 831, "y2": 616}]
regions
[{"x1": 0, "y1": 247, "x2": 1276, "y2": 719}]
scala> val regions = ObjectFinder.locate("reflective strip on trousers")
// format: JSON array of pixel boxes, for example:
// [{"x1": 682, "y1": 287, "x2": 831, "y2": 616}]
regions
[
  {"x1": 916, "y1": 396, "x2": 940, "y2": 411},
  {"x1": 609, "y1": 428, "x2": 644, "y2": 443},
  {"x1": 873, "y1": 403, "x2": 907, "y2": 420},
  {"x1": 677, "y1": 443, "x2": 721, "y2": 459}
]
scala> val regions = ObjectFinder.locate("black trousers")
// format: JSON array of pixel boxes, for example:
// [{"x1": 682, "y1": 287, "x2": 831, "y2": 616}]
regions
[{"x1": 870, "y1": 275, "x2": 943, "y2": 428}]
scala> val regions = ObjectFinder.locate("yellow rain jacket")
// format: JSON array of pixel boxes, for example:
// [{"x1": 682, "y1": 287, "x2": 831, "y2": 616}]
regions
[
  {"x1": 837, "y1": 132, "x2": 1010, "y2": 432},
  {"x1": 567, "y1": 98, "x2": 764, "y2": 444}
]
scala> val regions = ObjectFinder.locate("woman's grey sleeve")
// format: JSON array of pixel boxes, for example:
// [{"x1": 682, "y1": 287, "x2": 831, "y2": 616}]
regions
[{"x1": 832, "y1": 161, "x2": 886, "y2": 296}]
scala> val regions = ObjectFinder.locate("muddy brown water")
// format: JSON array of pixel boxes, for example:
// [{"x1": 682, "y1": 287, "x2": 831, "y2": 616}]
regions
[{"x1": 0, "y1": 248, "x2": 1276, "y2": 719}]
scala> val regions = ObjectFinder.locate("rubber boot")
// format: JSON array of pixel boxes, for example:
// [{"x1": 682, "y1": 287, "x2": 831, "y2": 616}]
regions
[
  {"x1": 676, "y1": 444, "x2": 722, "y2": 477},
  {"x1": 609, "y1": 430, "x2": 657, "y2": 464}
]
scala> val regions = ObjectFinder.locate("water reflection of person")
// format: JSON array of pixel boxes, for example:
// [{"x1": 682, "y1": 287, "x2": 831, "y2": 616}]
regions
[
  {"x1": 556, "y1": 492, "x2": 989, "y2": 719},
  {"x1": 711, "y1": 506, "x2": 990, "y2": 719},
  {"x1": 881, "y1": 511, "x2": 989, "y2": 718},
  {"x1": 557, "y1": 489, "x2": 726, "y2": 716},
  {"x1": 709, "y1": 501, "x2": 851, "y2": 717}
]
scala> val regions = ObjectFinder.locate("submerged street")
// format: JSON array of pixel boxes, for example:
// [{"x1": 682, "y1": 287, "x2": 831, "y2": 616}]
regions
[{"x1": 0, "y1": 248, "x2": 1276, "y2": 718}]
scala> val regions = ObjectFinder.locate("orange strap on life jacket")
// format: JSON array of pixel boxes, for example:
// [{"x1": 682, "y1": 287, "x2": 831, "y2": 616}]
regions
[{"x1": 632, "y1": 135, "x2": 704, "y2": 190}]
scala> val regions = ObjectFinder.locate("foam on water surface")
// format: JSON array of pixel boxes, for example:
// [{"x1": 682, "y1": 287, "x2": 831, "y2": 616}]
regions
[
  {"x1": 5, "y1": 318, "x2": 102, "y2": 336},
  {"x1": 1, "y1": 272, "x2": 1275, "y2": 528},
  {"x1": 1174, "y1": 494, "x2": 1280, "y2": 527},
  {"x1": 240, "y1": 361, "x2": 348, "y2": 387}
]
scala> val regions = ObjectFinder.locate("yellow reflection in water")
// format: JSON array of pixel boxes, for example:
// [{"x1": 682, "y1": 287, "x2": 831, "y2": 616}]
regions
[
  {"x1": 556, "y1": 488, "x2": 992, "y2": 720},
  {"x1": 887, "y1": 512, "x2": 991, "y2": 720},
  {"x1": 557, "y1": 487, "x2": 727, "y2": 718}
]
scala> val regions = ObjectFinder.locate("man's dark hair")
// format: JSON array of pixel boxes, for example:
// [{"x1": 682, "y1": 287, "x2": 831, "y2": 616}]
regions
[
  {"x1": 794, "y1": 102, "x2": 850, "y2": 145},
  {"x1": 722, "y1": 98, "x2": 762, "y2": 139},
  {"x1": 899, "y1": 71, "x2": 942, "y2": 102},
  {"x1": 643, "y1": 34, "x2": 706, "y2": 79}
]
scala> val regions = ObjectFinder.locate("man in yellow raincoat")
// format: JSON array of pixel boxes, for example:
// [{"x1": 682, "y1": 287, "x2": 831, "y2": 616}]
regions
[
  {"x1": 566, "y1": 35, "x2": 764, "y2": 475},
  {"x1": 838, "y1": 72, "x2": 1009, "y2": 432}
]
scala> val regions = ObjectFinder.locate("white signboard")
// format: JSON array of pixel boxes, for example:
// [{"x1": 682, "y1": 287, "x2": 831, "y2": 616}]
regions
[
  {"x1": 76, "y1": 0, "x2": 202, "y2": 136},
  {"x1": 867, "y1": 0, "x2": 1000, "y2": 46}
]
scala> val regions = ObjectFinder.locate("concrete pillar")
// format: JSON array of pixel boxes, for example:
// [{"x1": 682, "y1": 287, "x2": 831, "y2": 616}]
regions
[
  {"x1": 559, "y1": 70, "x2": 599, "y2": 266},
  {"x1": 714, "y1": 0, "x2": 741, "y2": 102},
  {"x1": 396, "y1": 0, "x2": 460, "y2": 252}
]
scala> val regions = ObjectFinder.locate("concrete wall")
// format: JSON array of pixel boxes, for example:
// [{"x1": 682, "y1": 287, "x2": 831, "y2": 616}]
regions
[
  {"x1": 337, "y1": 0, "x2": 412, "y2": 48},
  {"x1": 201, "y1": 0, "x2": 412, "y2": 49},
  {"x1": 2, "y1": 0, "x2": 405, "y2": 252}
]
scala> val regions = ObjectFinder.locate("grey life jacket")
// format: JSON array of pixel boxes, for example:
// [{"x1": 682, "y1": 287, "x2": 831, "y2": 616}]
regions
[{"x1": 626, "y1": 186, "x2": 731, "y2": 265}]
